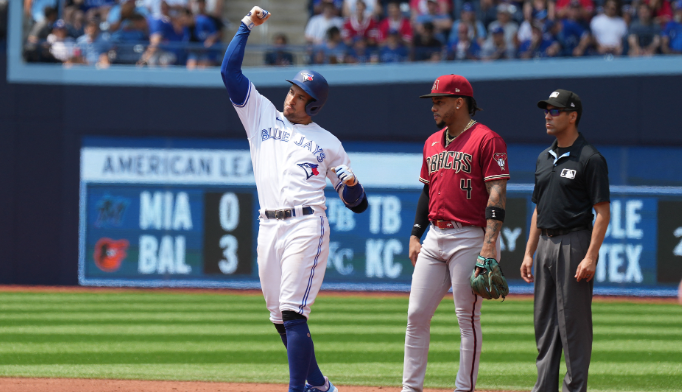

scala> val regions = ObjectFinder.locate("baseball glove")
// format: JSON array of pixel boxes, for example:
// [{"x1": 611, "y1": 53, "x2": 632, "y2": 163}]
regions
[{"x1": 470, "y1": 255, "x2": 509, "y2": 300}]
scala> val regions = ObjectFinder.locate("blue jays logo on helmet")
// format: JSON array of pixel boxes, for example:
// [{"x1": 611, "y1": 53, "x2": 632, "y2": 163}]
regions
[
  {"x1": 286, "y1": 70, "x2": 329, "y2": 117},
  {"x1": 298, "y1": 163, "x2": 320, "y2": 180}
]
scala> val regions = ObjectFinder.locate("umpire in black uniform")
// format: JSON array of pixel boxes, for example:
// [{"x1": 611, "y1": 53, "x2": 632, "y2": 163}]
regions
[{"x1": 520, "y1": 89, "x2": 610, "y2": 392}]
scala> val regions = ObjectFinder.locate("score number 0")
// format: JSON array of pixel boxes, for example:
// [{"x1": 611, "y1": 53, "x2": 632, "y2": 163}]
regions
[{"x1": 218, "y1": 193, "x2": 240, "y2": 274}]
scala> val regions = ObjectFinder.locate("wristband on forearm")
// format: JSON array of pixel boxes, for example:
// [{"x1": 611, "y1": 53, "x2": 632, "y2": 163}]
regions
[{"x1": 485, "y1": 206, "x2": 505, "y2": 222}]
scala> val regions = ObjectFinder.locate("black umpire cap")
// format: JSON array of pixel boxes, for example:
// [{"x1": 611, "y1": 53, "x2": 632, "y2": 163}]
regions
[{"x1": 537, "y1": 89, "x2": 582, "y2": 117}]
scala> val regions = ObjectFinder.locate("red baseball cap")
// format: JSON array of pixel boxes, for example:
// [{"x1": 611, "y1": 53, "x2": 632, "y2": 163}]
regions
[{"x1": 420, "y1": 74, "x2": 474, "y2": 98}]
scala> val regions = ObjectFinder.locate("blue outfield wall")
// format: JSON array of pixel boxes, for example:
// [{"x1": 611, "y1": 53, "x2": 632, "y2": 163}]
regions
[{"x1": 76, "y1": 137, "x2": 682, "y2": 297}]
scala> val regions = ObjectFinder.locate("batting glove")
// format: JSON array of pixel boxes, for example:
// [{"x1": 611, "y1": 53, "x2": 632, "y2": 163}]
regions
[
  {"x1": 242, "y1": 6, "x2": 271, "y2": 30},
  {"x1": 334, "y1": 165, "x2": 358, "y2": 186}
]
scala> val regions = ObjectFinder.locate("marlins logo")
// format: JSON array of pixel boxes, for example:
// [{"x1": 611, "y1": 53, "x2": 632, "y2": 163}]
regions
[
  {"x1": 494, "y1": 153, "x2": 507, "y2": 171},
  {"x1": 298, "y1": 162, "x2": 320, "y2": 180},
  {"x1": 93, "y1": 238, "x2": 129, "y2": 272},
  {"x1": 302, "y1": 73, "x2": 314, "y2": 82}
]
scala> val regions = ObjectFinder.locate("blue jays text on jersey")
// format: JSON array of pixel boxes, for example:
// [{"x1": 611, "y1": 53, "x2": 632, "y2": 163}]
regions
[{"x1": 261, "y1": 126, "x2": 327, "y2": 163}]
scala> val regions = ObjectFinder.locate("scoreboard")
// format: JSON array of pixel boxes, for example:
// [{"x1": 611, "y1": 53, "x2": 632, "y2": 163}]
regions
[{"x1": 79, "y1": 137, "x2": 682, "y2": 294}]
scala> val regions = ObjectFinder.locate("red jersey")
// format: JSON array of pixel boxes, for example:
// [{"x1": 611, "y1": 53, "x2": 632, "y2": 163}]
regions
[
  {"x1": 378, "y1": 17, "x2": 413, "y2": 43},
  {"x1": 419, "y1": 122, "x2": 510, "y2": 227},
  {"x1": 342, "y1": 15, "x2": 380, "y2": 42}
]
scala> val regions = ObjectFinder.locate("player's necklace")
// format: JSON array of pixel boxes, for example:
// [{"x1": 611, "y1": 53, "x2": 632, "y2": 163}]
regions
[{"x1": 445, "y1": 119, "x2": 476, "y2": 147}]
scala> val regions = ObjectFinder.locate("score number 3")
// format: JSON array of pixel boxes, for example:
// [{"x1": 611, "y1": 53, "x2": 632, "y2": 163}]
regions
[{"x1": 219, "y1": 193, "x2": 240, "y2": 274}]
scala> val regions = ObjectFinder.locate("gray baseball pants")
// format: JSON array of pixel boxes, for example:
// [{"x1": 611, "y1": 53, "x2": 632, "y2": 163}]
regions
[
  {"x1": 402, "y1": 224, "x2": 500, "y2": 392},
  {"x1": 532, "y1": 229, "x2": 594, "y2": 392}
]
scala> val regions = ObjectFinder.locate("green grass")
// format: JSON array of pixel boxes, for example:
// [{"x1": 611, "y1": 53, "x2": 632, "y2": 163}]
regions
[{"x1": 0, "y1": 291, "x2": 680, "y2": 391}]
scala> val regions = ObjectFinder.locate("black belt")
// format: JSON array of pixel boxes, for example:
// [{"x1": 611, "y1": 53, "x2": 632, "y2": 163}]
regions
[
  {"x1": 540, "y1": 225, "x2": 591, "y2": 238},
  {"x1": 264, "y1": 207, "x2": 314, "y2": 220}
]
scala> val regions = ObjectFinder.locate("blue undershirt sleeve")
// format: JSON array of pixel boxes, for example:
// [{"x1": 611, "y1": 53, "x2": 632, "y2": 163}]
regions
[{"x1": 220, "y1": 23, "x2": 251, "y2": 106}]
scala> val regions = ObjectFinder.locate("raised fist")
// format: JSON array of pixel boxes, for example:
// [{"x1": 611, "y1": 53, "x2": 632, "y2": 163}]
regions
[
  {"x1": 242, "y1": 6, "x2": 271, "y2": 30},
  {"x1": 334, "y1": 165, "x2": 358, "y2": 186}
]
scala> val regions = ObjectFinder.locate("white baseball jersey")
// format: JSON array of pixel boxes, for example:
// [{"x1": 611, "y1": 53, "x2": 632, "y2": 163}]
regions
[{"x1": 233, "y1": 82, "x2": 351, "y2": 212}]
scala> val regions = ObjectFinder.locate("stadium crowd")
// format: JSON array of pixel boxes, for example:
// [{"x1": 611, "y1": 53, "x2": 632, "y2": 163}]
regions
[{"x1": 21, "y1": 0, "x2": 682, "y2": 67}]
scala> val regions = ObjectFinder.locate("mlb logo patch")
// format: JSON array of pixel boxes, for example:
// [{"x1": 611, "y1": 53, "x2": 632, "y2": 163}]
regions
[
  {"x1": 561, "y1": 168, "x2": 576, "y2": 179},
  {"x1": 301, "y1": 73, "x2": 314, "y2": 82}
]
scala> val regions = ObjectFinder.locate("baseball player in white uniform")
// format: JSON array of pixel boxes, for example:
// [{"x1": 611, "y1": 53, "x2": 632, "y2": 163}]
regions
[{"x1": 220, "y1": 7, "x2": 368, "y2": 392}]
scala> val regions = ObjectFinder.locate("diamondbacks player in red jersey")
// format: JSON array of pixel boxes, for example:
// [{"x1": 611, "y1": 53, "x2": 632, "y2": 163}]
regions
[{"x1": 402, "y1": 75, "x2": 509, "y2": 392}]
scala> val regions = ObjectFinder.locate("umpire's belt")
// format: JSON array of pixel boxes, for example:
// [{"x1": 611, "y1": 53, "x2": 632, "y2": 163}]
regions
[
  {"x1": 264, "y1": 206, "x2": 314, "y2": 220},
  {"x1": 540, "y1": 225, "x2": 591, "y2": 238},
  {"x1": 431, "y1": 220, "x2": 473, "y2": 229}
]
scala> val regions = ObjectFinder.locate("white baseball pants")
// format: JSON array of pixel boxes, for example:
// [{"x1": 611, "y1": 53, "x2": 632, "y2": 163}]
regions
[
  {"x1": 403, "y1": 224, "x2": 500, "y2": 392},
  {"x1": 257, "y1": 210, "x2": 330, "y2": 324}
]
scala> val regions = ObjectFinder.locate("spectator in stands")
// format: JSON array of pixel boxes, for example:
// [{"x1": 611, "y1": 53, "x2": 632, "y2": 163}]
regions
[
  {"x1": 77, "y1": 20, "x2": 111, "y2": 66},
  {"x1": 412, "y1": 21, "x2": 443, "y2": 61},
  {"x1": 264, "y1": 33, "x2": 295, "y2": 66},
  {"x1": 26, "y1": 5, "x2": 58, "y2": 45},
  {"x1": 47, "y1": 19, "x2": 78, "y2": 63},
  {"x1": 558, "y1": 0, "x2": 591, "y2": 56},
  {"x1": 143, "y1": 0, "x2": 189, "y2": 18},
  {"x1": 590, "y1": 0, "x2": 628, "y2": 55},
  {"x1": 305, "y1": 0, "x2": 344, "y2": 45},
  {"x1": 628, "y1": 3, "x2": 661, "y2": 56},
  {"x1": 518, "y1": 20, "x2": 560, "y2": 57},
  {"x1": 450, "y1": 3, "x2": 487, "y2": 46},
  {"x1": 342, "y1": 0, "x2": 379, "y2": 46},
  {"x1": 661, "y1": 0, "x2": 682, "y2": 53},
  {"x1": 447, "y1": 23, "x2": 481, "y2": 59},
  {"x1": 345, "y1": 37, "x2": 379, "y2": 62},
  {"x1": 312, "y1": 0, "x2": 344, "y2": 16},
  {"x1": 524, "y1": 0, "x2": 556, "y2": 22},
  {"x1": 481, "y1": 24, "x2": 516, "y2": 59},
  {"x1": 556, "y1": 0, "x2": 593, "y2": 20},
  {"x1": 411, "y1": 0, "x2": 451, "y2": 18},
  {"x1": 25, "y1": 0, "x2": 58, "y2": 23},
  {"x1": 110, "y1": 12, "x2": 148, "y2": 44},
  {"x1": 107, "y1": 0, "x2": 150, "y2": 33},
  {"x1": 378, "y1": 1, "x2": 413, "y2": 45},
  {"x1": 138, "y1": 1, "x2": 190, "y2": 66},
  {"x1": 186, "y1": 0, "x2": 220, "y2": 69},
  {"x1": 518, "y1": 8, "x2": 548, "y2": 46},
  {"x1": 380, "y1": 30, "x2": 409, "y2": 62},
  {"x1": 343, "y1": 0, "x2": 382, "y2": 18},
  {"x1": 647, "y1": 0, "x2": 673, "y2": 27},
  {"x1": 414, "y1": 0, "x2": 453, "y2": 43},
  {"x1": 488, "y1": 3, "x2": 519, "y2": 54},
  {"x1": 312, "y1": 25, "x2": 348, "y2": 64},
  {"x1": 63, "y1": 4, "x2": 85, "y2": 37}
]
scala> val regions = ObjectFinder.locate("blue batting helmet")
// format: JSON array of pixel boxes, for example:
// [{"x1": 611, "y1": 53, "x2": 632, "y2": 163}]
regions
[{"x1": 286, "y1": 70, "x2": 329, "y2": 116}]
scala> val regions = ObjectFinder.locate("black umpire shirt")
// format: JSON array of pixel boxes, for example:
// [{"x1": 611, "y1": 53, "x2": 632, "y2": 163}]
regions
[{"x1": 532, "y1": 133, "x2": 610, "y2": 230}]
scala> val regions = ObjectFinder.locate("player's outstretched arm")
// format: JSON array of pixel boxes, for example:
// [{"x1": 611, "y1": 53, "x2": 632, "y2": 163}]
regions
[
  {"x1": 220, "y1": 6, "x2": 271, "y2": 105},
  {"x1": 334, "y1": 165, "x2": 368, "y2": 213}
]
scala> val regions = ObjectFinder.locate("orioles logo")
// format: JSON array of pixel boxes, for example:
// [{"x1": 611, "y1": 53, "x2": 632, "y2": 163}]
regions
[
  {"x1": 93, "y1": 238, "x2": 129, "y2": 272},
  {"x1": 493, "y1": 153, "x2": 507, "y2": 171},
  {"x1": 302, "y1": 73, "x2": 314, "y2": 82}
]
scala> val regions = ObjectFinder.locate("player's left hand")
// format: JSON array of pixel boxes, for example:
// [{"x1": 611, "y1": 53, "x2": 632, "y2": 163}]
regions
[
  {"x1": 476, "y1": 247, "x2": 496, "y2": 277},
  {"x1": 334, "y1": 165, "x2": 358, "y2": 186},
  {"x1": 575, "y1": 256, "x2": 597, "y2": 282}
]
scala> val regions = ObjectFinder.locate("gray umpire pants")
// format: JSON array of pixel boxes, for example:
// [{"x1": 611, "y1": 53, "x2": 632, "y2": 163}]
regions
[{"x1": 532, "y1": 229, "x2": 594, "y2": 392}]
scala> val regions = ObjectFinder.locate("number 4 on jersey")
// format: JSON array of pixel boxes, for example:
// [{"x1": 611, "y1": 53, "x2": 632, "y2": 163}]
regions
[{"x1": 460, "y1": 179, "x2": 472, "y2": 199}]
